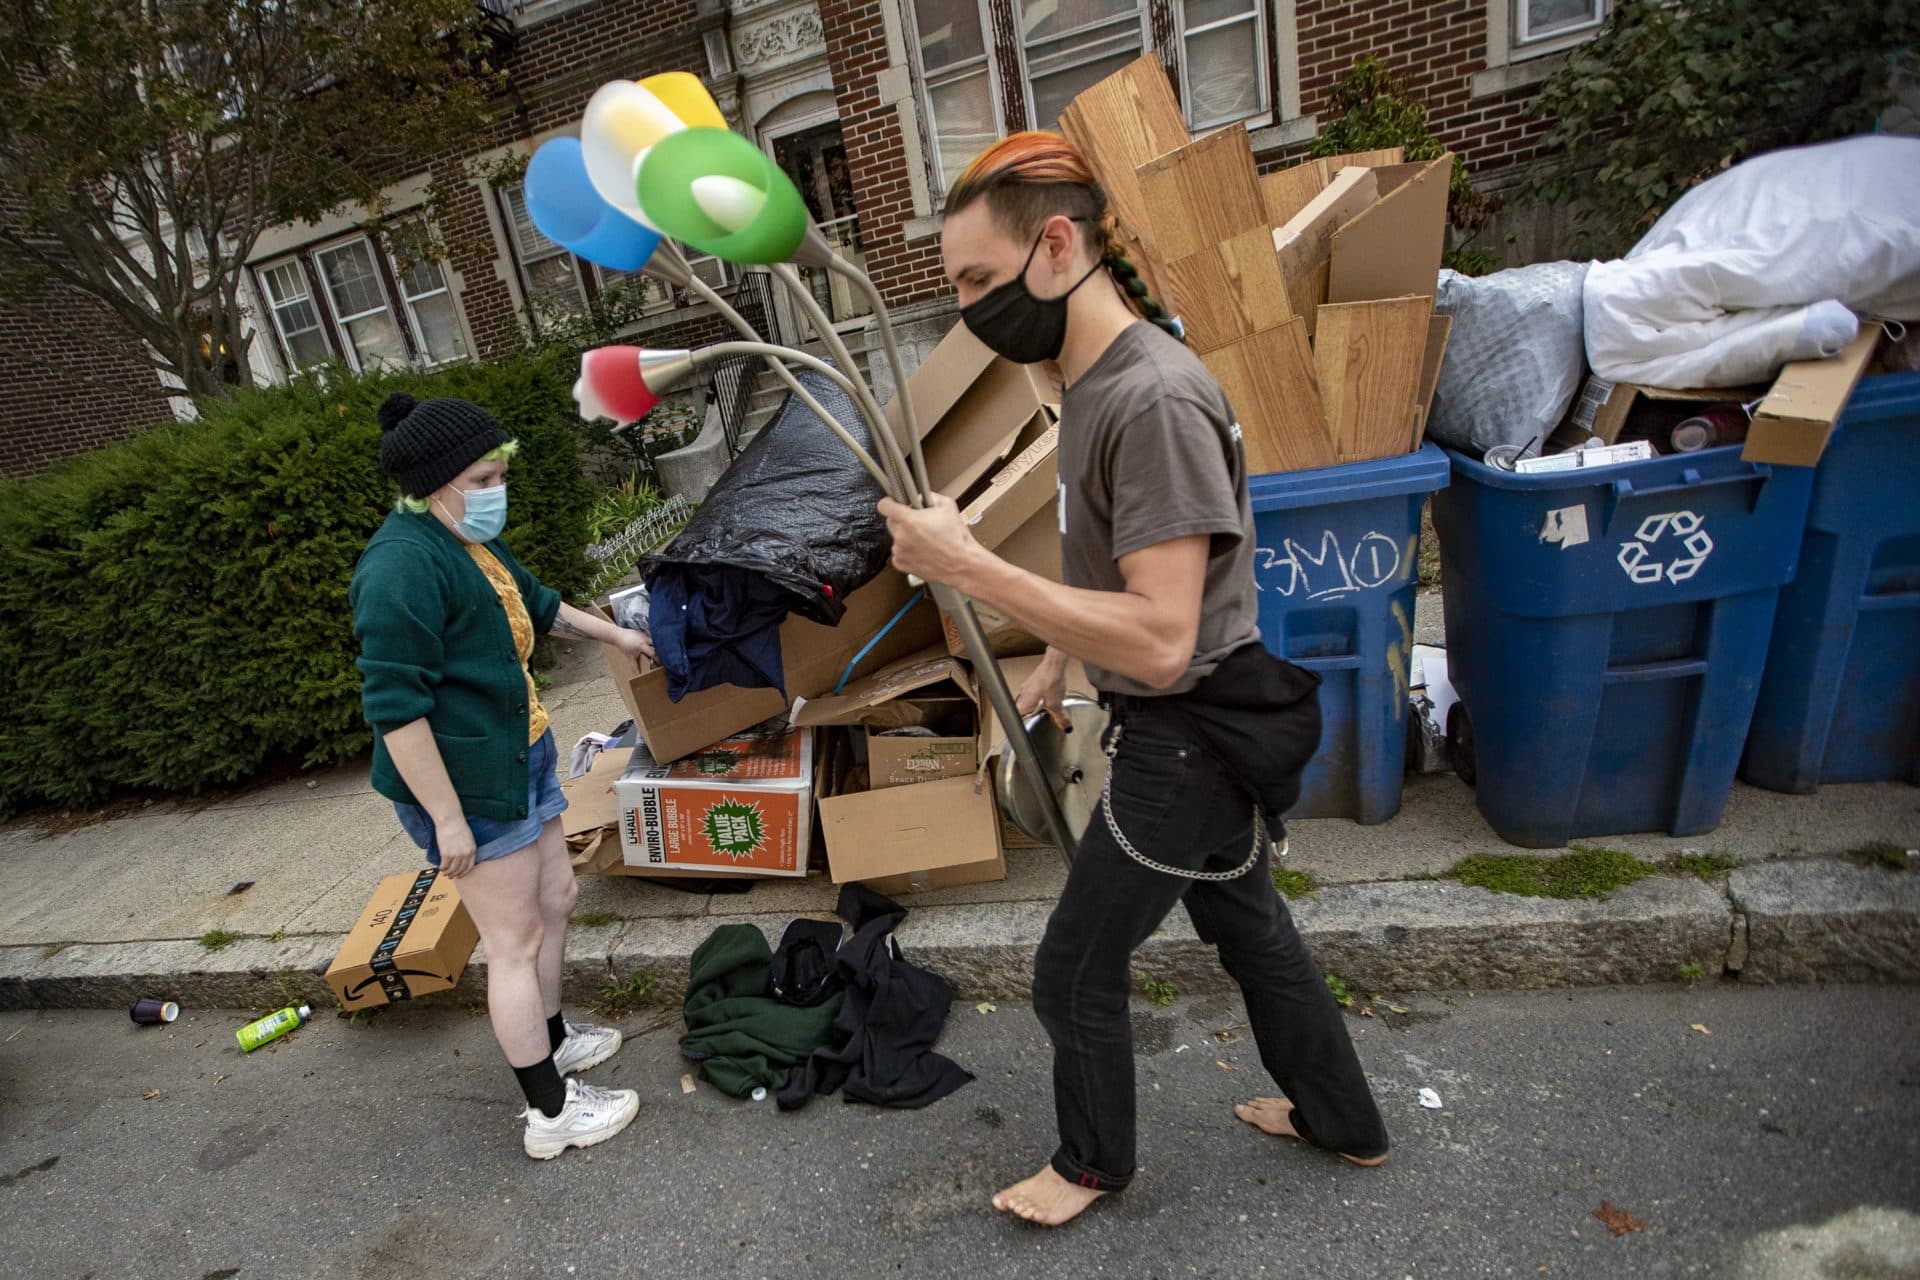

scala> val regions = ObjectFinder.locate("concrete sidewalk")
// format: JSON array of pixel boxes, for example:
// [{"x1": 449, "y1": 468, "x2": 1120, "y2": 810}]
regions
[{"x1": 2, "y1": 611, "x2": 1916, "y2": 1013}]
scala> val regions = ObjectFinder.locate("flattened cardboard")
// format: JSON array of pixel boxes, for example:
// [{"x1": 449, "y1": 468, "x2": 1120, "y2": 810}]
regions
[
  {"x1": 1137, "y1": 126, "x2": 1269, "y2": 264},
  {"x1": 561, "y1": 746, "x2": 629, "y2": 838},
  {"x1": 325, "y1": 870, "x2": 479, "y2": 1011},
  {"x1": 1273, "y1": 167, "x2": 1378, "y2": 329},
  {"x1": 1329, "y1": 154, "x2": 1453, "y2": 304},
  {"x1": 595, "y1": 570, "x2": 939, "y2": 763},
  {"x1": 1743, "y1": 324, "x2": 1885, "y2": 466},
  {"x1": 883, "y1": 322, "x2": 1060, "y2": 498},
  {"x1": 936, "y1": 427, "x2": 1061, "y2": 658},
  {"x1": 615, "y1": 725, "x2": 814, "y2": 876},
  {"x1": 792, "y1": 647, "x2": 975, "y2": 731}
]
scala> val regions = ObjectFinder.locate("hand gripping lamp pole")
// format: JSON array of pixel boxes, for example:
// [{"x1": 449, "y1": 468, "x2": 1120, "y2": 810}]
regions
[{"x1": 634, "y1": 127, "x2": 1081, "y2": 860}]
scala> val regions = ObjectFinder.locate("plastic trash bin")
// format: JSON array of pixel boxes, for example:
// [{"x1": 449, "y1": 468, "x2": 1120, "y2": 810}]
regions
[
  {"x1": 1249, "y1": 443, "x2": 1449, "y2": 824},
  {"x1": 1432, "y1": 443, "x2": 1815, "y2": 847},
  {"x1": 1743, "y1": 371, "x2": 1920, "y2": 793}
]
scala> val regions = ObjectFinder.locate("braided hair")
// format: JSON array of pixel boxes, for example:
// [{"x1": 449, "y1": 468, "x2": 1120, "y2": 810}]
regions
[{"x1": 944, "y1": 132, "x2": 1185, "y2": 344}]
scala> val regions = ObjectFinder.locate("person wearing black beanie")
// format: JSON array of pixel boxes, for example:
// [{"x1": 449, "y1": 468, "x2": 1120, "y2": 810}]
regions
[{"x1": 350, "y1": 390, "x2": 657, "y2": 1159}]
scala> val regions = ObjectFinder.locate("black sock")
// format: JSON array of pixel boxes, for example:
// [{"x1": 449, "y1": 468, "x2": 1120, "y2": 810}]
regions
[
  {"x1": 514, "y1": 1057, "x2": 566, "y2": 1118},
  {"x1": 547, "y1": 1012, "x2": 566, "y2": 1053}
]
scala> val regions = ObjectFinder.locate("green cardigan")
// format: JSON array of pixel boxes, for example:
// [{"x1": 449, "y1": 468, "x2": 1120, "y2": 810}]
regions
[{"x1": 349, "y1": 509, "x2": 561, "y2": 820}]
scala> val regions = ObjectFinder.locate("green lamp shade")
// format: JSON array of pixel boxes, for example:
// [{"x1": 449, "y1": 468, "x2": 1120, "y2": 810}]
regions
[{"x1": 636, "y1": 128, "x2": 811, "y2": 265}]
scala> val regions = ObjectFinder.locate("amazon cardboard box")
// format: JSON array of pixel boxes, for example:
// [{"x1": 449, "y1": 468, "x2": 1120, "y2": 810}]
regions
[
  {"x1": 594, "y1": 569, "x2": 940, "y2": 764},
  {"x1": 615, "y1": 722, "x2": 814, "y2": 877},
  {"x1": 325, "y1": 870, "x2": 479, "y2": 1011}
]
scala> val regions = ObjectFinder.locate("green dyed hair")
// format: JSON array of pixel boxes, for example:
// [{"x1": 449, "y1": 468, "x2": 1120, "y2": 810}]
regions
[{"x1": 396, "y1": 440, "x2": 518, "y2": 513}]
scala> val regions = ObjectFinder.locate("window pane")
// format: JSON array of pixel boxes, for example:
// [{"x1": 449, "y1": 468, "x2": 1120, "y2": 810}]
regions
[
  {"x1": 597, "y1": 267, "x2": 673, "y2": 311},
  {"x1": 1184, "y1": 0, "x2": 1253, "y2": 28},
  {"x1": 524, "y1": 254, "x2": 583, "y2": 314},
  {"x1": 317, "y1": 242, "x2": 387, "y2": 318},
  {"x1": 274, "y1": 297, "x2": 319, "y2": 334},
  {"x1": 1029, "y1": 46, "x2": 1142, "y2": 128},
  {"x1": 688, "y1": 254, "x2": 729, "y2": 291},
  {"x1": 262, "y1": 261, "x2": 307, "y2": 306},
  {"x1": 916, "y1": 0, "x2": 985, "y2": 70},
  {"x1": 343, "y1": 310, "x2": 408, "y2": 372},
  {"x1": 399, "y1": 256, "x2": 448, "y2": 300},
  {"x1": 284, "y1": 326, "x2": 332, "y2": 369},
  {"x1": 1022, "y1": 0, "x2": 1138, "y2": 43},
  {"x1": 1521, "y1": 0, "x2": 1601, "y2": 39},
  {"x1": 1186, "y1": 21, "x2": 1264, "y2": 127},
  {"x1": 503, "y1": 186, "x2": 564, "y2": 262},
  {"x1": 927, "y1": 70, "x2": 998, "y2": 189},
  {"x1": 408, "y1": 293, "x2": 469, "y2": 365}
]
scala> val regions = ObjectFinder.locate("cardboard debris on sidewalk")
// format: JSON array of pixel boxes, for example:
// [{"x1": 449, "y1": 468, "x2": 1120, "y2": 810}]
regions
[
  {"x1": 615, "y1": 722, "x2": 815, "y2": 878},
  {"x1": 1055, "y1": 56, "x2": 1453, "y2": 473},
  {"x1": 324, "y1": 870, "x2": 479, "y2": 1011}
]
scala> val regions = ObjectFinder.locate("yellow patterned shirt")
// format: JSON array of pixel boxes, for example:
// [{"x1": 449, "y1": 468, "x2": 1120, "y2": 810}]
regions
[{"x1": 465, "y1": 543, "x2": 550, "y2": 746}]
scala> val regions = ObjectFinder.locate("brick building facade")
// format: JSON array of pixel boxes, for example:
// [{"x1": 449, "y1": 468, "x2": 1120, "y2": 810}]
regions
[{"x1": 2, "y1": 0, "x2": 1597, "y2": 476}]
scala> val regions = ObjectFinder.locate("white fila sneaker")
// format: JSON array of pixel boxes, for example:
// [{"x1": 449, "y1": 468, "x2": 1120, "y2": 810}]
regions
[
  {"x1": 522, "y1": 1078, "x2": 639, "y2": 1160},
  {"x1": 551, "y1": 1020, "x2": 623, "y2": 1076}
]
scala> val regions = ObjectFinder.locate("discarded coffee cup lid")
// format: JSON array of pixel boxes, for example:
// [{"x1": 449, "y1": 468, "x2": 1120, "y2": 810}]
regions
[{"x1": 1484, "y1": 444, "x2": 1530, "y2": 471}]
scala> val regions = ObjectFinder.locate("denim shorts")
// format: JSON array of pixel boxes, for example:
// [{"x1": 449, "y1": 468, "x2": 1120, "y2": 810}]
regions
[{"x1": 394, "y1": 729, "x2": 569, "y2": 867}]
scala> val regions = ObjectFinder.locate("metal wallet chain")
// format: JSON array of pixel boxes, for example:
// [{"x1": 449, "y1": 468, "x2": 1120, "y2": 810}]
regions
[{"x1": 1101, "y1": 722, "x2": 1267, "y2": 882}]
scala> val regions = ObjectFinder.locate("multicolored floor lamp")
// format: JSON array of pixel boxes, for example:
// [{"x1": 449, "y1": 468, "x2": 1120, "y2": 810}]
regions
[{"x1": 529, "y1": 75, "x2": 1080, "y2": 858}]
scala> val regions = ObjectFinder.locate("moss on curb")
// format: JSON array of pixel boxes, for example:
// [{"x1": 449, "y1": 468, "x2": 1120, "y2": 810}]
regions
[
  {"x1": 1670, "y1": 851, "x2": 1739, "y2": 881},
  {"x1": 1448, "y1": 846, "x2": 1657, "y2": 900},
  {"x1": 1845, "y1": 841, "x2": 1913, "y2": 873},
  {"x1": 1271, "y1": 866, "x2": 1319, "y2": 899}
]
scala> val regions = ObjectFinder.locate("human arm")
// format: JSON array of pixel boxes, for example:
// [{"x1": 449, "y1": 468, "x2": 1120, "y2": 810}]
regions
[
  {"x1": 1016, "y1": 645, "x2": 1072, "y2": 729},
  {"x1": 550, "y1": 600, "x2": 655, "y2": 662},
  {"x1": 381, "y1": 719, "x2": 477, "y2": 877}
]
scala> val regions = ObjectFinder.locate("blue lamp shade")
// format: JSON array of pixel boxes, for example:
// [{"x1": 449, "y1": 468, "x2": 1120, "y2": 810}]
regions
[{"x1": 525, "y1": 137, "x2": 663, "y2": 273}]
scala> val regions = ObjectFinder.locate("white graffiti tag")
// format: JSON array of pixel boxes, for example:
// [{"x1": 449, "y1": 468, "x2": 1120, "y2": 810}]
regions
[
  {"x1": 1617, "y1": 510, "x2": 1714, "y2": 584},
  {"x1": 1255, "y1": 530, "x2": 1409, "y2": 601}
]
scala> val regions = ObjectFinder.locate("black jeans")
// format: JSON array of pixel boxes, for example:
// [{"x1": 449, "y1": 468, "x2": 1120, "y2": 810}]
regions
[{"x1": 1031, "y1": 700, "x2": 1389, "y2": 1192}]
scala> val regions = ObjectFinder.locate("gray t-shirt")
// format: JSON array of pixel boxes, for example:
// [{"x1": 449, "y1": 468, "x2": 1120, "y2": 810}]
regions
[{"x1": 1057, "y1": 321, "x2": 1261, "y2": 696}]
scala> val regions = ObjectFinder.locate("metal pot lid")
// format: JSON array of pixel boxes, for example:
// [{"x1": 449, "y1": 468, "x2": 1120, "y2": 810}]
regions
[{"x1": 996, "y1": 696, "x2": 1110, "y2": 844}]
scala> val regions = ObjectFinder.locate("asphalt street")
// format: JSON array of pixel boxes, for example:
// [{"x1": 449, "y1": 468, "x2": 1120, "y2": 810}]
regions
[{"x1": 1, "y1": 984, "x2": 1915, "y2": 1279}]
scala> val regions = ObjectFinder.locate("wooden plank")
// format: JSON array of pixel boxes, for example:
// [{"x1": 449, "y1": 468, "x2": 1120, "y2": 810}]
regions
[
  {"x1": 1058, "y1": 55, "x2": 1188, "y2": 260},
  {"x1": 1200, "y1": 318, "x2": 1336, "y2": 473},
  {"x1": 1329, "y1": 153, "x2": 1453, "y2": 304},
  {"x1": 1136, "y1": 126, "x2": 1268, "y2": 264},
  {"x1": 1273, "y1": 166, "x2": 1378, "y2": 286},
  {"x1": 1162, "y1": 226, "x2": 1293, "y2": 352},
  {"x1": 1410, "y1": 314, "x2": 1452, "y2": 450},
  {"x1": 1314, "y1": 296, "x2": 1433, "y2": 463},
  {"x1": 1260, "y1": 159, "x2": 1326, "y2": 227},
  {"x1": 1315, "y1": 146, "x2": 1405, "y2": 183},
  {"x1": 1288, "y1": 259, "x2": 1330, "y2": 339}
]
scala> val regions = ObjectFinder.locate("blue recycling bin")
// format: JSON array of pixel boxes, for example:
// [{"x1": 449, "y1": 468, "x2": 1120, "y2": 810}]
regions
[
  {"x1": 1432, "y1": 442, "x2": 1815, "y2": 848},
  {"x1": 1743, "y1": 372, "x2": 1920, "y2": 793},
  {"x1": 1248, "y1": 443, "x2": 1450, "y2": 824}
]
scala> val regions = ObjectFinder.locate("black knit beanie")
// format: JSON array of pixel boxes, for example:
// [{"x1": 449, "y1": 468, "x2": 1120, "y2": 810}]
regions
[{"x1": 377, "y1": 392, "x2": 511, "y2": 499}]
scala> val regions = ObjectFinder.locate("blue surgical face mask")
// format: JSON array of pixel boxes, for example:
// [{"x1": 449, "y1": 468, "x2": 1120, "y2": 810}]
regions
[{"x1": 439, "y1": 483, "x2": 507, "y2": 543}]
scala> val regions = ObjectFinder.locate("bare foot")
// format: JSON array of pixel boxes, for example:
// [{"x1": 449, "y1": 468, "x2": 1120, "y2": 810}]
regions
[
  {"x1": 991, "y1": 1164, "x2": 1107, "y2": 1226},
  {"x1": 1235, "y1": 1097, "x2": 1388, "y2": 1167}
]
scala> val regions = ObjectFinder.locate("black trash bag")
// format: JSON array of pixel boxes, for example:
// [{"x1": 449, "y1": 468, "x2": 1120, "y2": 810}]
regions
[{"x1": 642, "y1": 364, "x2": 890, "y2": 702}]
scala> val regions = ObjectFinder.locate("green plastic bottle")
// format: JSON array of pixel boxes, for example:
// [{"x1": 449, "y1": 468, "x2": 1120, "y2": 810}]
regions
[{"x1": 236, "y1": 1004, "x2": 311, "y2": 1052}]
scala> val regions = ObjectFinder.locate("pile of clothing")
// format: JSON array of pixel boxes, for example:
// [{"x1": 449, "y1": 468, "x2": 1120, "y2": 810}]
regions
[{"x1": 679, "y1": 884, "x2": 973, "y2": 1110}]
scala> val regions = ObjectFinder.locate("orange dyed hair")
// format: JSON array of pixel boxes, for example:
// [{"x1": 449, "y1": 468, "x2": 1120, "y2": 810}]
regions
[{"x1": 944, "y1": 131, "x2": 1183, "y2": 340}]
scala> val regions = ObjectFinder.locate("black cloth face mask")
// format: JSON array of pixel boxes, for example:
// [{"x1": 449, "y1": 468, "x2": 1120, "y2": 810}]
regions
[{"x1": 959, "y1": 221, "x2": 1104, "y2": 365}]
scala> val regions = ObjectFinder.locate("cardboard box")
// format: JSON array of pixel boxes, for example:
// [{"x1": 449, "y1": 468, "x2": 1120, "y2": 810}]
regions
[
  {"x1": 794, "y1": 648, "x2": 980, "y2": 788},
  {"x1": 562, "y1": 746, "x2": 731, "y2": 879},
  {"x1": 324, "y1": 870, "x2": 479, "y2": 1011},
  {"x1": 936, "y1": 425, "x2": 1061, "y2": 659},
  {"x1": 595, "y1": 570, "x2": 940, "y2": 764},
  {"x1": 1742, "y1": 324, "x2": 1884, "y2": 466},
  {"x1": 884, "y1": 321, "x2": 1061, "y2": 500},
  {"x1": 615, "y1": 723, "x2": 814, "y2": 876},
  {"x1": 818, "y1": 758, "x2": 1006, "y2": 895}
]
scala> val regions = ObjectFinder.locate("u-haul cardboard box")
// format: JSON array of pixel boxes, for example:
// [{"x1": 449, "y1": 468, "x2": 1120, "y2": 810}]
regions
[
  {"x1": 324, "y1": 870, "x2": 479, "y2": 1011},
  {"x1": 615, "y1": 722, "x2": 814, "y2": 877}
]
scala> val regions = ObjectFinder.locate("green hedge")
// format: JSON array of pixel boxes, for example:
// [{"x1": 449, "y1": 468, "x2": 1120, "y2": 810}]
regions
[{"x1": 0, "y1": 350, "x2": 596, "y2": 815}]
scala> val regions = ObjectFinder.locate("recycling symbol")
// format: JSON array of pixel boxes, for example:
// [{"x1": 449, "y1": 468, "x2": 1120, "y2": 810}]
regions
[{"x1": 1617, "y1": 510, "x2": 1713, "y2": 584}]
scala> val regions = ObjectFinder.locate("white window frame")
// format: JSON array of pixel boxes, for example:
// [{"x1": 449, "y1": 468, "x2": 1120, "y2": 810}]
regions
[
  {"x1": 1013, "y1": 0, "x2": 1153, "y2": 133},
  {"x1": 311, "y1": 235, "x2": 410, "y2": 374},
  {"x1": 1512, "y1": 0, "x2": 1606, "y2": 48},
  {"x1": 386, "y1": 250, "x2": 471, "y2": 369},
  {"x1": 256, "y1": 256, "x2": 333, "y2": 375},
  {"x1": 909, "y1": 0, "x2": 1006, "y2": 194},
  {"x1": 1175, "y1": 0, "x2": 1272, "y2": 132},
  {"x1": 498, "y1": 183, "x2": 590, "y2": 320}
]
